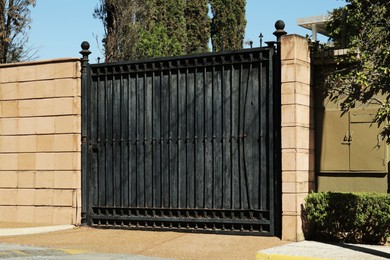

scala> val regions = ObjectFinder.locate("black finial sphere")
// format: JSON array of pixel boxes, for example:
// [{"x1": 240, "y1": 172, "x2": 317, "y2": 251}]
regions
[
  {"x1": 81, "y1": 41, "x2": 90, "y2": 50},
  {"x1": 275, "y1": 20, "x2": 285, "y2": 30}
]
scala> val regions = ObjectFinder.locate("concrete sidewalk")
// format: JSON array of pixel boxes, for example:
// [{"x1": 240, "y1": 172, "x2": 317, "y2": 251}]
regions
[
  {"x1": 0, "y1": 224, "x2": 74, "y2": 237},
  {"x1": 257, "y1": 240, "x2": 390, "y2": 260}
]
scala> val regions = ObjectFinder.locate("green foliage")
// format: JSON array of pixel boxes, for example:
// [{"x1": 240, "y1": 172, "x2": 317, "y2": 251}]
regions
[
  {"x1": 94, "y1": 0, "x2": 144, "y2": 62},
  {"x1": 185, "y1": 0, "x2": 210, "y2": 54},
  {"x1": 136, "y1": 0, "x2": 187, "y2": 58},
  {"x1": 324, "y1": 0, "x2": 390, "y2": 142},
  {"x1": 137, "y1": 23, "x2": 180, "y2": 58},
  {"x1": 303, "y1": 192, "x2": 390, "y2": 244},
  {"x1": 210, "y1": 0, "x2": 247, "y2": 52},
  {"x1": 96, "y1": 0, "x2": 249, "y2": 60}
]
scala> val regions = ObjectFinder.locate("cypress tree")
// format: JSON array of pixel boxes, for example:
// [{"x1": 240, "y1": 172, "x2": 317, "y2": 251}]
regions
[
  {"x1": 137, "y1": 0, "x2": 187, "y2": 58},
  {"x1": 185, "y1": 0, "x2": 210, "y2": 54},
  {"x1": 96, "y1": 0, "x2": 248, "y2": 60},
  {"x1": 210, "y1": 0, "x2": 247, "y2": 52},
  {"x1": 94, "y1": 0, "x2": 144, "y2": 62}
]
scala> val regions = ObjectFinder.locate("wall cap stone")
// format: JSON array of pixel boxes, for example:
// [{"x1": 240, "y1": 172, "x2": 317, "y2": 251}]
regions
[{"x1": 0, "y1": 58, "x2": 80, "y2": 69}]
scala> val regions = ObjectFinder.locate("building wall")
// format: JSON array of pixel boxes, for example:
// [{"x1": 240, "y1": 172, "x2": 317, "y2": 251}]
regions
[
  {"x1": 316, "y1": 173, "x2": 388, "y2": 193},
  {"x1": 0, "y1": 59, "x2": 81, "y2": 224},
  {"x1": 312, "y1": 52, "x2": 389, "y2": 194}
]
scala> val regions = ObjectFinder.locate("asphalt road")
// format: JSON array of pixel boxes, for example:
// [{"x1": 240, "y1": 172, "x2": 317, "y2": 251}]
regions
[{"x1": 0, "y1": 243, "x2": 170, "y2": 259}]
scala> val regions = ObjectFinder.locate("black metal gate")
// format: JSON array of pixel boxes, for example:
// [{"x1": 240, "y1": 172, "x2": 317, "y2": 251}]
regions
[{"x1": 81, "y1": 44, "x2": 281, "y2": 236}]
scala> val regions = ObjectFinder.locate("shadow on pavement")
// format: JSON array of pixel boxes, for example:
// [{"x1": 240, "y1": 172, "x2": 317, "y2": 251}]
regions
[{"x1": 331, "y1": 242, "x2": 390, "y2": 259}]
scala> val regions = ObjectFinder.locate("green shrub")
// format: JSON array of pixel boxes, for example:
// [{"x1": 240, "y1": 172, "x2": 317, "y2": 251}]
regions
[{"x1": 303, "y1": 192, "x2": 390, "y2": 244}]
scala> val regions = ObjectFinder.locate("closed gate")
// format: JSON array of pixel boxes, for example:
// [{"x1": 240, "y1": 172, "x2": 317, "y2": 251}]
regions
[{"x1": 81, "y1": 45, "x2": 281, "y2": 236}]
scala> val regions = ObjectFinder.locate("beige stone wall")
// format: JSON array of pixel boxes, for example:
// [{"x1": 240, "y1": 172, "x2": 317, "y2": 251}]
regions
[
  {"x1": 280, "y1": 35, "x2": 313, "y2": 241},
  {"x1": 0, "y1": 59, "x2": 81, "y2": 225}
]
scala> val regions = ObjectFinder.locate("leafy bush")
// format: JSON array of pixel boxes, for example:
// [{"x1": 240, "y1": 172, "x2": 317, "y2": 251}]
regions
[{"x1": 303, "y1": 192, "x2": 390, "y2": 244}]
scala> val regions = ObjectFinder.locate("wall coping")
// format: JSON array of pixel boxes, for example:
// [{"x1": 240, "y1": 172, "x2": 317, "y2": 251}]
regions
[{"x1": 0, "y1": 58, "x2": 81, "y2": 69}]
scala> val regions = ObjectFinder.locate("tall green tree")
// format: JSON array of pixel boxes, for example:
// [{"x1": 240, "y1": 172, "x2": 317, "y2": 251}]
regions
[
  {"x1": 94, "y1": 0, "x2": 144, "y2": 62},
  {"x1": 0, "y1": 0, "x2": 36, "y2": 63},
  {"x1": 185, "y1": 0, "x2": 210, "y2": 54},
  {"x1": 210, "y1": 0, "x2": 246, "y2": 52},
  {"x1": 324, "y1": 0, "x2": 390, "y2": 141},
  {"x1": 95, "y1": 0, "x2": 248, "y2": 60},
  {"x1": 137, "y1": 0, "x2": 187, "y2": 58}
]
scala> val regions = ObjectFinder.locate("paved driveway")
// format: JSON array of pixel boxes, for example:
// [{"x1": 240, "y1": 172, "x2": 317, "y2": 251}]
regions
[{"x1": 0, "y1": 226, "x2": 287, "y2": 259}]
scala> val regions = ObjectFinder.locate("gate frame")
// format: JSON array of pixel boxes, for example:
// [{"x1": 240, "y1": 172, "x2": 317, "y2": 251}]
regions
[{"x1": 80, "y1": 45, "x2": 281, "y2": 236}]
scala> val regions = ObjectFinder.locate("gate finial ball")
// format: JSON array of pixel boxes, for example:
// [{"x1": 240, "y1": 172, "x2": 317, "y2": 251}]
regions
[
  {"x1": 275, "y1": 20, "x2": 285, "y2": 31},
  {"x1": 273, "y1": 20, "x2": 287, "y2": 40},
  {"x1": 80, "y1": 41, "x2": 91, "y2": 61},
  {"x1": 81, "y1": 41, "x2": 90, "y2": 51}
]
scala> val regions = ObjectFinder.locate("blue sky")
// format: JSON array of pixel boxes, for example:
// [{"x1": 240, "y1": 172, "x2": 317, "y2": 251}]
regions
[{"x1": 28, "y1": 0, "x2": 346, "y2": 63}]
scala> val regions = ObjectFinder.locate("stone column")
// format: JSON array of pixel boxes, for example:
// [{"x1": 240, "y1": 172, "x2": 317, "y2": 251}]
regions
[{"x1": 280, "y1": 35, "x2": 314, "y2": 241}]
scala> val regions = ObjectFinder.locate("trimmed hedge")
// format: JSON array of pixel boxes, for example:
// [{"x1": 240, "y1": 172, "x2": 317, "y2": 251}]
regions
[{"x1": 303, "y1": 192, "x2": 390, "y2": 244}]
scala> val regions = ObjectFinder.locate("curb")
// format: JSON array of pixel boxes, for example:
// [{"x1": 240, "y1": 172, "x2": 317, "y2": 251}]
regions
[
  {"x1": 0, "y1": 225, "x2": 75, "y2": 237},
  {"x1": 256, "y1": 252, "x2": 331, "y2": 260}
]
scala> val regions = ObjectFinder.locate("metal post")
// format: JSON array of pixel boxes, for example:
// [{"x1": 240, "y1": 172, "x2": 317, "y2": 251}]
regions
[
  {"x1": 273, "y1": 20, "x2": 286, "y2": 238},
  {"x1": 80, "y1": 41, "x2": 91, "y2": 225},
  {"x1": 265, "y1": 20, "x2": 287, "y2": 52},
  {"x1": 259, "y1": 33, "x2": 263, "y2": 47},
  {"x1": 80, "y1": 41, "x2": 91, "y2": 71},
  {"x1": 273, "y1": 20, "x2": 287, "y2": 51}
]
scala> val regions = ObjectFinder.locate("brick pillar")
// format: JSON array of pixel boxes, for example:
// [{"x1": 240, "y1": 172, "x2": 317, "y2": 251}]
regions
[{"x1": 280, "y1": 35, "x2": 314, "y2": 241}]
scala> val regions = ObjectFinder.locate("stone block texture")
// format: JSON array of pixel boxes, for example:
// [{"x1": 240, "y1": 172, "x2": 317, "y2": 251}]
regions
[
  {"x1": 0, "y1": 59, "x2": 81, "y2": 225},
  {"x1": 280, "y1": 35, "x2": 313, "y2": 241}
]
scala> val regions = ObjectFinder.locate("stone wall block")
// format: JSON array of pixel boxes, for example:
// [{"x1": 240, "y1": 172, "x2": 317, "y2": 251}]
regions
[
  {"x1": 55, "y1": 115, "x2": 80, "y2": 134},
  {"x1": 35, "y1": 189, "x2": 54, "y2": 205},
  {"x1": 18, "y1": 118, "x2": 37, "y2": 135},
  {"x1": 281, "y1": 61, "x2": 310, "y2": 84},
  {"x1": 0, "y1": 118, "x2": 17, "y2": 135},
  {"x1": 53, "y1": 190, "x2": 74, "y2": 207},
  {"x1": 17, "y1": 171, "x2": 36, "y2": 188},
  {"x1": 52, "y1": 207, "x2": 74, "y2": 224},
  {"x1": 0, "y1": 172, "x2": 18, "y2": 188},
  {"x1": 280, "y1": 35, "x2": 310, "y2": 62},
  {"x1": 35, "y1": 171, "x2": 55, "y2": 188},
  {"x1": 18, "y1": 136, "x2": 37, "y2": 153},
  {"x1": 0, "y1": 83, "x2": 18, "y2": 100},
  {"x1": 18, "y1": 82, "x2": 36, "y2": 99},
  {"x1": 2, "y1": 100, "x2": 19, "y2": 117},
  {"x1": 16, "y1": 206, "x2": 35, "y2": 223},
  {"x1": 0, "y1": 136, "x2": 18, "y2": 153},
  {"x1": 18, "y1": 153, "x2": 36, "y2": 171},
  {"x1": 34, "y1": 207, "x2": 53, "y2": 223},
  {"x1": 17, "y1": 189, "x2": 35, "y2": 205},
  {"x1": 0, "y1": 189, "x2": 18, "y2": 205},
  {"x1": 53, "y1": 171, "x2": 80, "y2": 189},
  {"x1": 0, "y1": 67, "x2": 17, "y2": 83},
  {"x1": 0, "y1": 154, "x2": 18, "y2": 170},
  {"x1": 0, "y1": 206, "x2": 17, "y2": 221}
]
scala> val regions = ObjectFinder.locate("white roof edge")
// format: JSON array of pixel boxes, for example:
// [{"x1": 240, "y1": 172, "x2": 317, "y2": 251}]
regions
[{"x1": 296, "y1": 14, "x2": 330, "y2": 26}]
